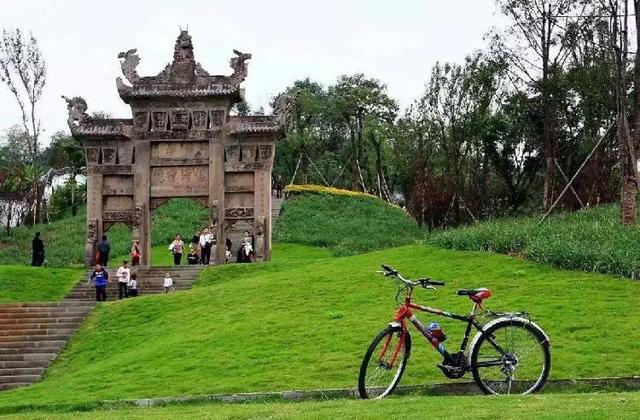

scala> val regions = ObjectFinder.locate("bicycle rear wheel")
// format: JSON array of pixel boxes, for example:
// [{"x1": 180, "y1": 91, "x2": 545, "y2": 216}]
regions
[
  {"x1": 471, "y1": 319, "x2": 550, "y2": 395},
  {"x1": 358, "y1": 325, "x2": 411, "y2": 399}
]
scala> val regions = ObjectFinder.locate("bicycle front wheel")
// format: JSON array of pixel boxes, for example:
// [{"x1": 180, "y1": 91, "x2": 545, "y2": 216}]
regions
[
  {"x1": 358, "y1": 325, "x2": 411, "y2": 399},
  {"x1": 471, "y1": 319, "x2": 550, "y2": 395}
]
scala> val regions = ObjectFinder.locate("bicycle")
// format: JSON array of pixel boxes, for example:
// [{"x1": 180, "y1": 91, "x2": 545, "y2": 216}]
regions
[{"x1": 358, "y1": 264, "x2": 551, "y2": 399}]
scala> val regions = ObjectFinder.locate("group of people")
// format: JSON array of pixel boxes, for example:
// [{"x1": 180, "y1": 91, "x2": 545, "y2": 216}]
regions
[
  {"x1": 89, "y1": 261, "x2": 139, "y2": 302},
  {"x1": 168, "y1": 228, "x2": 257, "y2": 265}
]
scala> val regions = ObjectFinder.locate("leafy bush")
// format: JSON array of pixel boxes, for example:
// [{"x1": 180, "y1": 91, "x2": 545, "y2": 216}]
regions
[
  {"x1": 274, "y1": 191, "x2": 424, "y2": 255},
  {"x1": 430, "y1": 203, "x2": 640, "y2": 278},
  {"x1": 284, "y1": 184, "x2": 379, "y2": 199}
]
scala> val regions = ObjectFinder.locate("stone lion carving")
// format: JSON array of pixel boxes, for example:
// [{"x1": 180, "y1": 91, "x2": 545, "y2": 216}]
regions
[
  {"x1": 117, "y1": 48, "x2": 140, "y2": 84},
  {"x1": 62, "y1": 95, "x2": 89, "y2": 129},
  {"x1": 229, "y1": 49, "x2": 251, "y2": 83}
]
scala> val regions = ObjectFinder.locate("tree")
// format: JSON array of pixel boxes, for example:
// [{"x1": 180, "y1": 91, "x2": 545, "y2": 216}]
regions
[
  {"x1": 43, "y1": 132, "x2": 85, "y2": 216},
  {"x1": 0, "y1": 27, "x2": 47, "y2": 224}
]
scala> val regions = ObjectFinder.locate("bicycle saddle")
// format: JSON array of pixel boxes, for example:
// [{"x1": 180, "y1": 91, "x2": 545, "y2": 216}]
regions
[{"x1": 456, "y1": 288, "x2": 492, "y2": 303}]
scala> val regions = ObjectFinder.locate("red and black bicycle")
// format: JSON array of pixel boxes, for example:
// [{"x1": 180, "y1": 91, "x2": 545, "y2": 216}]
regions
[{"x1": 358, "y1": 264, "x2": 551, "y2": 398}]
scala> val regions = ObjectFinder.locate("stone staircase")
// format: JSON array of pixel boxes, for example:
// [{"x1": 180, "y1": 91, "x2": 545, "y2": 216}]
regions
[
  {"x1": 0, "y1": 300, "x2": 95, "y2": 391},
  {"x1": 66, "y1": 265, "x2": 205, "y2": 300},
  {"x1": 0, "y1": 265, "x2": 205, "y2": 392}
]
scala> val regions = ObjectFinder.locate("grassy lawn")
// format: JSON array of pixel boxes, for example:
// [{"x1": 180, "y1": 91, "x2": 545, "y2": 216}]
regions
[
  {"x1": 274, "y1": 192, "x2": 424, "y2": 256},
  {"x1": 0, "y1": 242, "x2": 638, "y2": 409},
  {"x1": 7, "y1": 392, "x2": 640, "y2": 419},
  {"x1": 0, "y1": 265, "x2": 85, "y2": 303},
  {"x1": 430, "y1": 202, "x2": 640, "y2": 278}
]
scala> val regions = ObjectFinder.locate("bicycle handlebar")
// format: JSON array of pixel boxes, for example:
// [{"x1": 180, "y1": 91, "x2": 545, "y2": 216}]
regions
[{"x1": 380, "y1": 264, "x2": 446, "y2": 289}]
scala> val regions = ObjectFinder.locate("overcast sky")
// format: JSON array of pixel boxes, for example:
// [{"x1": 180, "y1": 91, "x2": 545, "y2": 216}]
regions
[{"x1": 0, "y1": 0, "x2": 503, "y2": 145}]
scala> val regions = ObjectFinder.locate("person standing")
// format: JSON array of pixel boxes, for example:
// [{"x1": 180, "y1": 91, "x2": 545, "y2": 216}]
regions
[
  {"x1": 31, "y1": 232, "x2": 45, "y2": 266},
  {"x1": 199, "y1": 228, "x2": 214, "y2": 265},
  {"x1": 116, "y1": 260, "x2": 131, "y2": 299},
  {"x1": 275, "y1": 174, "x2": 284, "y2": 199},
  {"x1": 128, "y1": 273, "x2": 138, "y2": 297},
  {"x1": 163, "y1": 272, "x2": 174, "y2": 293},
  {"x1": 90, "y1": 264, "x2": 109, "y2": 302},
  {"x1": 97, "y1": 235, "x2": 110, "y2": 267},
  {"x1": 169, "y1": 234, "x2": 184, "y2": 265},
  {"x1": 130, "y1": 240, "x2": 141, "y2": 266}
]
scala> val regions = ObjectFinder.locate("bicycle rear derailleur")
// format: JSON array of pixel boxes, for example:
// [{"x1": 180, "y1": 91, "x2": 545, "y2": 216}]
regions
[{"x1": 437, "y1": 351, "x2": 467, "y2": 379}]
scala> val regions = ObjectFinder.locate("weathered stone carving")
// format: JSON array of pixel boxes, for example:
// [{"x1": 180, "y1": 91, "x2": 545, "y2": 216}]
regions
[
  {"x1": 225, "y1": 160, "x2": 270, "y2": 172},
  {"x1": 272, "y1": 93, "x2": 292, "y2": 129},
  {"x1": 211, "y1": 110, "x2": 225, "y2": 127},
  {"x1": 210, "y1": 201, "x2": 219, "y2": 227},
  {"x1": 241, "y1": 144, "x2": 257, "y2": 162},
  {"x1": 87, "y1": 218, "x2": 97, "y2": 243},
  {"x1": 117, "y1": 146, "x2": 134, "y2": 165},
  {"x1": 62, "y1": 95, "x2": 89, "y2": 130},
  {"x1": 117, "y1": 48, "x2": 140, "y2": 85},
  {"x1": 192, "y1": 111, "x2": 208, "y2": 129},
  {"x1": 170, "y1": 109, "x2": 190, "y2": 130},
  {"x1": 134, "y1": 204, "x2": 144, "y2": 231},
  {"x1": 103, "y1": 210, "x2": 134, "y2": 222},
  {"x1": 229, "y1": 49, "x2": 251, "y2": 84},
  {"x1": 85, "y1": 147, "x2": 100, "y2": 164},
  {"x1": 225, "y1": 207, "x2": 254, "y2": 218},
  {"x1": 225, "y1": 144, "x2": 240, "y2": 163},
  {"x1": 102, "y1": 147, "x2": 117, "y2": 164},
  {"x1": 255, "y1": 216, "x2": 266, "y2": 260},
  {"x1": 133, "y1": 111, "x2": 149, "y2": 130},
  {"x1": 152, "y1": 112, "x2": 168, "y2": 130},
  {"x1": 259, "y1": 144, "x2": 273, "y2": 160}
]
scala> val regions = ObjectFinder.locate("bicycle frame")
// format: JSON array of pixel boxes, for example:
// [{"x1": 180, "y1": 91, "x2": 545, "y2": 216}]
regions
[{"x1": 390, "y1": 287, "x2": 484, "y2": 366}]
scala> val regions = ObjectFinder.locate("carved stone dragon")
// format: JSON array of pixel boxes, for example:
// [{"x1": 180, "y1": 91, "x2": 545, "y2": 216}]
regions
[
  {"x1": 61, "y1": 95, "x2": 89, "y2": 130},
  {"x1": 229, "y1": 49, "x2": 251, "y2": 84},
  {"x1": 117, "y1": 48, "x2": 140, "y2": 85}
]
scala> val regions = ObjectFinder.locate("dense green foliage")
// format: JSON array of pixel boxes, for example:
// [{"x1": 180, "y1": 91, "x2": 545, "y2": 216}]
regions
[
  {"x1": 0, "y1": 265, "x2": 84, "y2": 302},
  {"x1": 430, "y1": 203, "x2": 640, "y2": 278},
  {"x1": 0, "y1": 243, "x2": 637, "y2": 408},
  {"x1": 273, "y1": 192, "x2": 424, "y2": 255},
  {"x1": 5, "y1": 392, "x2": 639, "y2": 419},
  {"x1": 0, "y1": 199, "x2": 207, "y2": 267}
]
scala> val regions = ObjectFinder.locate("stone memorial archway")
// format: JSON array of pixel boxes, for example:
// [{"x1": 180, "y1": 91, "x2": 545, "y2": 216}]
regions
[{"x1": 64, "y1": 31, "x2": 286, "y2": 267}]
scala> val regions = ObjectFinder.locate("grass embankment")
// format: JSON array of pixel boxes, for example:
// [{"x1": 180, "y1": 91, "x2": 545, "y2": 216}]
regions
[
  {"x1": 0, "y1": 266, "x2": 84, "y2": 303},
  {"x1": 430, "y1": 203, "x2": 640, "y2": 279},
  {"x1": 0, "y1": 243, "x2": 638, "y2": 409},
  {"x1": 274, "y1": 189, "x2": 424, "y2": 255},
  {"x1": 8, "y1": 392, "x2": 640, "y2": 419},
  {"x1": 0, "y1": 199, "x2": 207, "y2": 267}
]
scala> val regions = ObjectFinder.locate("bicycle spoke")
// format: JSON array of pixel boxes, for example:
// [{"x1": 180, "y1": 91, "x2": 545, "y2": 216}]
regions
[{"x1": 361, "y1": 329, "x2": 408, "y2": 399}]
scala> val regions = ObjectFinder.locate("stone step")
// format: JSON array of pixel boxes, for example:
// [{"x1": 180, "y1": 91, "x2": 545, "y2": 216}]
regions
[
  {"x1": 0, "y1": 360, "x2": 50, "y2": 369},
  {"x1": 0, "y1": 328, "x2": 75, "y2": 337},
  {"x1": 0, "y1": 374, "x2": 41, "y2": 384},
  {"x1": 0, "y1": 322, "x2": 79, "y2": 330},
  {"x1": 0, "y1": 340, "x2": 67, "y2": 349},
  {"x1": 0, "y1": 335, "x2": 71, "y2": 343},
  {"x1": 0, "y1": 347, "x2": 61, "y2": 355},
  {"x1": 0, "y1": 316, "x2": 85, "y2": 328},
  {"x1": 0, "y1": 307, "x2": 93, "y2": 315},
  {"x1": 0, "y1": 382, "x2": 32, "y2": 391},
  {"x1": 0, "y1": 301, "x2": 94, "y2": 308},
  {"x1": 0, "y1": 353, "x2": 57, "y2": 362},
  {"x1": 0, "y1": 367, "x2": 46, "y2": 376}
]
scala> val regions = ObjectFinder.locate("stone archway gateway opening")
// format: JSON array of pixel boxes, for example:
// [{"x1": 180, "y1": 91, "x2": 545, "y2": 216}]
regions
[{"x1": 64, "y1": 30, "x2": 286, "y2": 268}]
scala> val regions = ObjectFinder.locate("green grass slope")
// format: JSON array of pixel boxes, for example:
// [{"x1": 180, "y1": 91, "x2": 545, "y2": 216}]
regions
[
  {"x1": 8, "y1": 392, "x2": 640, "y2": 419},
  {"x1": 0, "y1": 243, "x2": 638, "y2": 409},
  {"x1": 274, "y1": 192, "x2": 424, "y2": 255},
  {"x1": 0, "y1": 266, "x2": 84, "y2": 303},
  {"x1": 0, "y1": 199, "x2": 207, "y2": 267},
  {"x1": 430, "y1": 203, "x2": 640, "y2": 278}
]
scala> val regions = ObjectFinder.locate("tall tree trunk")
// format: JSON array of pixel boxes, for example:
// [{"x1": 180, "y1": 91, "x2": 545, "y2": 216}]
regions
[{"x1": 541, "y1": 4, "x2": 558, "y2": 212}]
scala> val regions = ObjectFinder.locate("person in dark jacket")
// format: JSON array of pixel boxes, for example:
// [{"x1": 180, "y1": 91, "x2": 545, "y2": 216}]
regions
[
  {"x1": 31, "y1": 232, "x2": 45, "y2": 266},
  {"x1": 97, "y1": 235, "x2": 110, "y2": 266},
  {"x1": 90, "y1": 264, "x2": 109, "y2": 302}
]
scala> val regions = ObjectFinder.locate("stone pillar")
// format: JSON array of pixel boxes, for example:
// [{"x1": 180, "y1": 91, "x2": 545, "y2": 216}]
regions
[
  {"x1": 134, "y1": 139, "x2": 151, "y2": 267},
  {"x1": 254, "y1": 169, "x2": 272, "y2": 261},
  {"x1": 210, "y1": 138, "x2": 225, "y2": 264},
  {"x1": 85, "y1": 170, "x2": 103, "y2": 266}
]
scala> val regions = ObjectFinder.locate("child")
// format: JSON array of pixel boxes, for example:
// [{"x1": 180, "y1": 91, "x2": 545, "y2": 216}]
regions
[
  {"x1": 128, "y1": 273, "x2": 138, "y2": 297},
  {"x1": 187, "y1": 245, "x2": 199, "y2": 265},
  {"x1": 163, "y1": 272, "x2": 173, "y2": 293}
]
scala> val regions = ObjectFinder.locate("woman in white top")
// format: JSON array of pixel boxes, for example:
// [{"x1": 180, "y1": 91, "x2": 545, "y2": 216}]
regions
[
  {"x1": 169, "y1": 234, "x2": 184, "y2": 265},
  {"x1": 199, "y1": 228, "x2": 214, "y2": 265}
]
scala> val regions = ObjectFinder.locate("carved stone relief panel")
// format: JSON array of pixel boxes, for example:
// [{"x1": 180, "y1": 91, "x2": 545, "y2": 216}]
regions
[
  {"x1": 241, "y1": 144, "x2": 257, "y2": 162},
  {"x1": 152, "y1": 111, "x2": 168, "y2": 131},
  {"x1": 225, "y1": 207, "x2": 254, "y2": 218},
  {"x1": 225, "y1": 144, "x2": 240, "y2": 163},
  {"x1": 225, "y1": 172, "x2": 254, "y2": 192},
  {"x1": 86, "y1": 147, "x2": 100, "y2": 164},
  {"x1": 103, "y1": 195, "x2": 134, "y2": 211},
  {"x1": 170, "y1": 108, "x2": 190, "y2": 130},
  {"x1": 150, "y1": 166, "x2": 209, "y2": 196},
  {"x1": 225, "y1": 160, "x2": 270, "y2": 172},
  {"x1": 133, "y1": 111, "x2": 149, "y2": 131},
  {"x1": 210, "y1": 110, "x2": 225, "y2": 127},
  {"x1": 103, "y1": 175, "x2": 134, "y2": 195},
  {"x1": 259, "y1": 144, "x2": 273, "y2": 161},
  {"x1": 192, "y1": 110, "x2": 208, "y2": 129},
  {"x1": 151, "y1": 142, "x2": 208, "y2": 160},
  {"x1": 102, "y1": 147, "x2": 117, "y2": 164},
  {"x1": 118, "y1": 146, "x2": 134, "y2": 165},
  {"x1": 225, "y1": 191, "x2": 254, "y2": 209}
]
